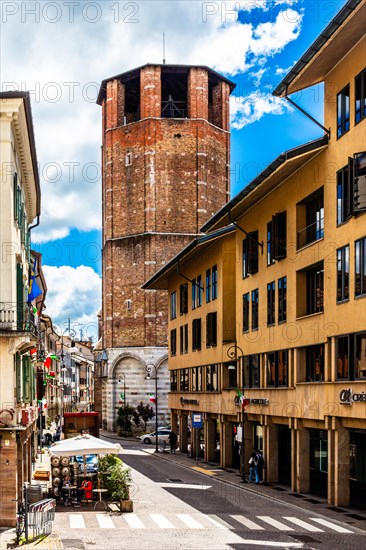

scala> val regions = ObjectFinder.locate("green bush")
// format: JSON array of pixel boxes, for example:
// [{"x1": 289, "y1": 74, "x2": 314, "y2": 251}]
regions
[{"x1": 98, "y1": 454, "x2": 131, "y2": 501}]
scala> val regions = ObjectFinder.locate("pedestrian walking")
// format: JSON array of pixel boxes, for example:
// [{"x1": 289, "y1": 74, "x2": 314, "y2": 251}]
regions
[
  {"x1": 168, "y1": 430, "x2": 178, "y2": 454},
  {"x1": 255, "y1": 449, "x2": 265, "y2": 483},
  {"x1": 248, "y1": 451, "x2": 260, "y2": 483}
]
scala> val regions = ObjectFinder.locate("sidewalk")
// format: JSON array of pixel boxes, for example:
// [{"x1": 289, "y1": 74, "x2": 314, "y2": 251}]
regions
[{"x1": 103, "y1": 430, "x2": 366, "y2": 533}]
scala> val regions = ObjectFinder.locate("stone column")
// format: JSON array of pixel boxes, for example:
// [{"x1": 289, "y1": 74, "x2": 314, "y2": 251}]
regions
[
  {"x1": 264, "y1": 418, "x2": 278, "y2": 482},
  {"x1": 188, "y1": 68, "x2": 208, "y2": 120},
  {"x1": 179, "y1": 412, "x2": 188, "y2": 453},
  {"x1": 221, "y1": 419, "x2": 233, "y2": 468},
  {"x1": 171, "y1": 411, "x2": 178, "y2": 434},
  {"x1": 328, "y1": 417, "x2": 350, "y2": 506},
  {"x1": 140, "y1": 66, "x2": 161, "y2": 119},
  {"x1": 295, "y1": 420, "x2": 310, "y2": 493},
  {"x1": 105, "y1": 79, "x2": 125, "y2": 129},
  {"x1": 204, "y1": 416, "x2": 216, "y2": 463}
]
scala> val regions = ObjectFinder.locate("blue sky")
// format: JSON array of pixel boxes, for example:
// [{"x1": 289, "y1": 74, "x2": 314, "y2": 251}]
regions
[{"x1": 1, "y1": 0, "x2": 348, "y2": 339}]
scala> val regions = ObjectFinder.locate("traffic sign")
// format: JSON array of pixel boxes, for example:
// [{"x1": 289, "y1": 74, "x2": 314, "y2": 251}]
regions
[{"x1": 192, "y1": 413, "x2": 203, "y2": 428}]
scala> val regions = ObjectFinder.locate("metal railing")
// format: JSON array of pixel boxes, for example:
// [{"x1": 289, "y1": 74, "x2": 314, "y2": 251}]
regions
[
  {"x1": 28, "y1": 498, "x2": 56, "y2": 539},
  {"x1": 297, "y1": 218, "x2": 324, "y2": 249},
  {"x1": 0, "y1": 302, "x2": 38, "y2": 336}
]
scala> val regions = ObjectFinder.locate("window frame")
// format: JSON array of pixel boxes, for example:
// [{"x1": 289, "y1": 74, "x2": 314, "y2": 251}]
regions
[
  {"x1": 336, "y1": 245, "x2": 350, "y2": 303},
  {"x1": 243, "y1": 231, "x2": 259, "y2": 277},
  {"x1": 206, "y1": 269, "x2": 211, "y2": 303},
  {"x1": 267, "y1": 281, "x2": 275, "y2": 326},
  {"x1": 170, "y1": 291, "x2": 177, "y2": 320},
  {"x1": 192, "y1": 318, "x2": 202, "y2": 351},
  {"x1": 266, "y1": 350, "x2": 288, "y2": 387},
  {"x1": 251, "y1": 288, "x2": 259, "y2": 331},
  {"x1": 305, "y1": 344, "x2": 325, "y2": 382},
  {"x1": 355, "y1": 236, "x2": 366, "y2": 297},
  {"x1": 212, "y1": 265, "x2": 218, "y2": 300},
  {"x1": 337, "y1": 83, "x2": 350, "y2": 138},
  {"x1": 170, "y1": 328, "x2": 177, "y2": 356},
  {"x1": 278, "y1": 276, "x2": 287, "y2": 323},
  {"x1": 206, "y1": 311, "x2": 217, "y2": 347},
  {"x1": 243, "y1": 354, "x2": 260, "y2": 388},
  {"x1": 180, "y1": 283, "x2": 188, "y2": 315},
  {"x1": 242, "y1": 292, "x2": 250, "y2": 332},
  {"x1": 355, "y1": 67, "x2": 366, "y2": 125}
]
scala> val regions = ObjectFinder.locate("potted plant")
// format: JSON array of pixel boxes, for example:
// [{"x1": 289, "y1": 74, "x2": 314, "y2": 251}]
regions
[{"x1": 98, "y1": 455, "x2": 133, "y2": 512}]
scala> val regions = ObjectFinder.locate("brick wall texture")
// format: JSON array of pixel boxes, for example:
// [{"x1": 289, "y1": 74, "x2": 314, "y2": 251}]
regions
[{"x1": 101, "y1": 65, "x2": 232, "y2": 351}]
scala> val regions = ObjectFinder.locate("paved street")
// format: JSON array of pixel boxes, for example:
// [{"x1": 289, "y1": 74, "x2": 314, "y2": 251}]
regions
[{"x1": 17, "y1": 436, "x2": 364, "y2": 550}]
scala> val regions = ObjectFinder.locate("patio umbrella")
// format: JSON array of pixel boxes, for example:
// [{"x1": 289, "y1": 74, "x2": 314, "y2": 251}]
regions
[{"x1": 50, "y1": 434, "x2": 123, "y2": 457}]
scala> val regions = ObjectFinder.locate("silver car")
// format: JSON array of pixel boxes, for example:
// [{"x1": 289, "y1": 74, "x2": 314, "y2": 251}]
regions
[{"x1": 139, "y1": 429, "x2": 171, "y2": 445}]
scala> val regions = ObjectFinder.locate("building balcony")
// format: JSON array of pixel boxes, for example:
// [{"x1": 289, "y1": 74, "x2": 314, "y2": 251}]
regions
[{"x1": 0, "y1": 302, "x2": 38, "y2": 338}]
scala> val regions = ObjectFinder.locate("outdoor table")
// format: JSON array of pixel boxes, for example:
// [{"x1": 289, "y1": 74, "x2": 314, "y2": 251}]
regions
[
  {"x1": 62, "y1": 486, "x2": 77, "y2": 506},
  {"x1": 93, "y1": 488, "x2": 108, "y2": 510}
]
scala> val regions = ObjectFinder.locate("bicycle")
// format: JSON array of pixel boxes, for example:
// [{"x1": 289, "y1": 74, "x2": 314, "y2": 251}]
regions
[{"x1": 12, "y1": 499, "x2": 26, "y2": 546}]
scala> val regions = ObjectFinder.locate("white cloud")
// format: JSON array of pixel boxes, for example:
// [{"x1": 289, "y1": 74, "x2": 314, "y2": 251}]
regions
[
  {"x1": 249, "y1": 9, "x2": 302, "y2": 57},
  {"x1": 43, "y1": 265, "x2": 101, "y2": 340},
  {"x1": 230, "y1": 92, "x2": 293, "y2": 129},
  {"x1": 2, "y1": 0, "x2": 303, "y2": 241}
]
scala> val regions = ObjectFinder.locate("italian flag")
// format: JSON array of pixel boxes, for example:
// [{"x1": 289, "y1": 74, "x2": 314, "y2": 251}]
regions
[
  {"x1": 236, "y1": 389, "x2": 249, "y2": 410},
  {"x1": 149, "y1": 394, "x2": 156, "y2": 405}
]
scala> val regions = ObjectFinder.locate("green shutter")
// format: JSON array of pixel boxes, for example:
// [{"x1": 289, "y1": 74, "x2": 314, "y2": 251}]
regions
[
  {"x1": 22, "y1": 355, "x2": 30, "y2": 402},
  {"x1": 16, "y1": 263, "x2": 24, "y2": 329},
  {"x1": 15, "y1": 353, "x2": 21, "y2": 401}
]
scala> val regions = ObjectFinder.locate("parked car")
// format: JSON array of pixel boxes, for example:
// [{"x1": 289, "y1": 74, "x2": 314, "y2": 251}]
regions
[
  {"x1": 139, "y1": 429, "x2": 171, "y2": 445},
  {"x1": 75, "y1": 455, "x2": 98, "y2": 473}
]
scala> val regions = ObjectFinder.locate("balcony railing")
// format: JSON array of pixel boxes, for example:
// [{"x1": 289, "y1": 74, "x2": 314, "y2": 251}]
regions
[
  {"x1": 297, "y1": 217, "x2": 324, "y2": 249},
  {"x1": 0, "y1": 302, "x2": 38, "y2": 336}
]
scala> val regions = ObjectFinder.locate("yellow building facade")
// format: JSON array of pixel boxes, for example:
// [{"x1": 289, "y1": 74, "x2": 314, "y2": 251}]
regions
[{"x1": 144, "y1": 0, "x2": 366, "y2": 508}]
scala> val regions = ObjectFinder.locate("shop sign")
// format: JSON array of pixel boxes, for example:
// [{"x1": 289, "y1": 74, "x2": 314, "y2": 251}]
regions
[
  {"x1": 192, "y1": 413, "x2": 203, "y2": 429},
  {"x1": 234, "y1": 396, "x2": 269, "y2": 407},
  {"x1": 180, "y1": 397, "x2": 199, "y2": 405},
  {"x1": 340, "y1": 388, "x2": 366, "y2": 405}
]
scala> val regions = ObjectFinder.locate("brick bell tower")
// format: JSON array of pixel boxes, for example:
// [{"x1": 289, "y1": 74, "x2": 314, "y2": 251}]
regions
[{"x1": 97, "y1": 64, "x2": 235, "y2": 431}]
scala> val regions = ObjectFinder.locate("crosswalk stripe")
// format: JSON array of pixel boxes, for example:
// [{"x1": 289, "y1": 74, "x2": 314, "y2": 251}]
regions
[
  {"x1": 69, "y1": 514, "x2": 85, "y2": 529},
  {"x1": 150, "y1": 513, "x2": 175, "y2": 528},
  {"x1": 257, "y1": 516, "x2": 294, "y2": 531},
  {"x1": 176, "y1": 514, "x2": 204, "y2": 529},
  {"x1": 205, "y1": 515, "x2": 232, "y2": 529},
  {"x1": 96, "y1": 513, "x2": 115, "y2": 529},
  {"x1": 310, "y1": 518, "x2": 353, "y2": 533},
  {"x1": 230, "y1": 515, "x2": 265, "y2": 530},
  {"x1": 108, "y1": 503, "x2": 120, "y2": 512},
  {"x1": 283, "y1": 517, "x2": 324, "y2": 532},
  {"x1": 124, "y1": 514, "x2": 145, "y2": 529}
]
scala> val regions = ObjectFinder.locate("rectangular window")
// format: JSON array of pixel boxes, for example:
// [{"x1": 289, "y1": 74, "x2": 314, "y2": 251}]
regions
[
  {"x1": 337, "y1": 245, "x2": 350, "y2": 302},
  {"x1": 355, "y1": 332, "x2": 366, "y2": 380},
  {"x1": 192, "y1": 318, "x2": 202, "y2": 351},
  {"x1": 355, "y1": 237, "x2": 366, "y2": 297},
  {"x1": 297, "y1": 188, "x2": 324, "y2": 248},
  {"x1": 267, "y1": 281, "x2": 275, "y2": 326},
  {"x1": 180, "y1": 284, "x2": 188, "y2": 314},
  {"x1": 337, "y1": 335, "x2": 349, "y2": 380},
  {"x1": 179, "y1": 369, "x2": 189, "y2": 392},
  {"x1": 192, "y1": 366, "x2": 203, "y2": 391},
  {"x1": 355, "y1": 68, "x2": 366, "y2": 124},
  {"x1": 267, "y1": 221, "x2": 273, "y2": 266},
  {"x1": 251, "y1": 288, "x2": 259, "y2": 330},
  {"x1": 338, "y1": 153, "x2": 366, "y2": 223},
  {"x1": 13, "y1": 173, "x2": 18, "y2": 221},
  {"x1": 272, "y1": 211, "x2": 287, "y2": 260},
  {"x1": 354, "y1": 152, "x2": 366, "y2": 212},
  {"x1": 306, "y1": 344, "x2": 324, "y2": 382},
  {"x1": 212, "y1": 265, "x2": 218, "y2": 300},
  {"x1": 206, "y1": 269, "x2": 211, "y2": 302},
  {"x1": 180, "y1": 324, "x2": 188, "y2": 354},
  {"x1": 337, "y1": 332, "x2": 366, "y2": 380},
  {"x1": 242, "y1": 292, "x2": 250, "y2": 332},
  {"x1": 170, "y1": 370, "x2": 177, "y2": 391},
  {"x1": 170, "y1": 291, "x2": 177, "y2": 320},
  {"x1": 125, "y1": 152, "x2": 132, "y2": 166},
  {"x1": 298, "y1": 262, "x2": 324, "y2": 316},
  {"x1": 337, "y1": 84, "x2": 350, "y2": 138},
  {"x1": 243, "y1": 354, "x2": 260, "y2": 388},
  {"x1": 267, "y1": 350, "x2": 288, "y2": 387},
  {"x1": 243, "y1": 231, "x2": 259, "y2": 277},
  {"x1": 170, "y1": 329, "x2": 177, "y2": 356},
  {"x1": 206, "y1": 312, "x2": 217, "y2": 347},
  {"x1": 206, "y1": 364, "x2": 218, "y2": 391},
  {"x1": 191, "y1": 278, "x2": 196, "y2": 310},
  {"x1": 278, "y1": 276, "x2": 287, "y2": 323},
  {"x1": 197, "y1": 275, "x2": 203, "y2": 307}
]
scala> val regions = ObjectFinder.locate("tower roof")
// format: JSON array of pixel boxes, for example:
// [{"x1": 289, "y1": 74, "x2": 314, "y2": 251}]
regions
[{"x1": 97, "y1": 63, "x2": 236, "y2": 105}]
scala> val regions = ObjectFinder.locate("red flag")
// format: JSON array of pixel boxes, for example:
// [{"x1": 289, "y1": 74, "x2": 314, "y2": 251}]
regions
[
  {"x1": 44, "y1": 357, "x2": 51, "y2": 368},
  {"x1": 149, "y1": 394, "x2": 156, "y2": 405}
]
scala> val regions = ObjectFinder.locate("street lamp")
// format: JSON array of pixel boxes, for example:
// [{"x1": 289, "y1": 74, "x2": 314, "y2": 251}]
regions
[
  {"x1": 145, "y1": 363, "x2": 158, "y2": 453},
  {"x1": 227, "y1": 343, "x2": 247, "y2": 483},
  {"x1": 118, "y1": 373, "x2": 127, "y2": 434}
]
